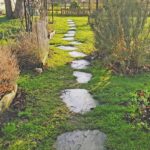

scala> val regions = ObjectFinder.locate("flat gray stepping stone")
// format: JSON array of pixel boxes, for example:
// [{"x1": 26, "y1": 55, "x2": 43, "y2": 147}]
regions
[
  {"x1": 73, "y1": 71, "x2": 92, "y2": 83},
  {"x1": 63, "y1": 37, "x2": 74, "y2": 41},
  {"x1": 69, "y1": 51, "x2": 87, "y2": 58},
  {"x1": 67, "y1": 31, "x2": 76, "y2": 34},
  {"x1": 69, "y1": 24, "x2": 76, "y2": 27},
  {"x1": 71, "y1": 60, "x2": 90, "y2": 69},
  {"x1": 60, "y1": 89, "x2": 98, "y2": 114},
  {"x1": 58, "y1": 46, "x2": 77, "y2": 51},
  {"x1": 64, "y1": 33, "x2": 75, "y2": 37},
  {"x1": 55, "y1": 130, "x2": 106, "y2": 150},
  {"x1": 70, "y1": 41, "x2": 82, "y2": 45},
  {"x1": 67, "y1": 19, "x2": 73, "y2": 22},
  {"x1": 70, "y1": 27, "x2": 76, "y2": 30}
]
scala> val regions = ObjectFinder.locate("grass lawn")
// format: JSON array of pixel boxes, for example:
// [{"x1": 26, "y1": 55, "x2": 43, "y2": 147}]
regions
[
  {"x1": 0, "y1": 16, "x2": 150, "y2": 150},
  {"x1": 0, "y1": 16, "x2": 21, "y2": 44}
]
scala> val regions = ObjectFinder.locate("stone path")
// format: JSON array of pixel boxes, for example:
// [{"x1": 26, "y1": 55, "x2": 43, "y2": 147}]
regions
[
  {"x1": 58, "y1": 46, "x2": 77, "y2": 51},
  {"x1": 61, "y1": 89, "x2": 98, "y2": 114},
  {"x1": 55, "y1": 19, "x2": 106, "y2": 150},
  {"x1": 69, "y1": 51, "x2": 87, "y2": 58},
  {"x1": 71, "y1": 60, "x2": 90, "y2": 69},
  {"x1": 54, "y1": 130, "x2": 106, "y2": 150},
  {"x1": 73, "y1": 71, "x2": 92, "y2": 84}
]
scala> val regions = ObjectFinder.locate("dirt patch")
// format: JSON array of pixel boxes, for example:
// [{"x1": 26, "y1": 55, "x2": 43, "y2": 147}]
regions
[{"x1": 0, "y1": 89, "x2": 26, "y2": 128}]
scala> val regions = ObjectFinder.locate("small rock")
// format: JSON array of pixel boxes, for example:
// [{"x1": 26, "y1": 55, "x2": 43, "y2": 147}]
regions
[{"x1": 35, "y1": 68, "x2": 43, "y2": 74}]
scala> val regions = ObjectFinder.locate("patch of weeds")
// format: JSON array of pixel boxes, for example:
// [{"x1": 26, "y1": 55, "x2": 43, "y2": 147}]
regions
[
  {"x1": 18, "y1": 111, "x2": 32, "y2": 118},
  {"x1": 126, "y1": 90, "x2": 150, "y2": 130},
  {"x1": 2, "y1": 123, "x2": 17, "y2": 136}
]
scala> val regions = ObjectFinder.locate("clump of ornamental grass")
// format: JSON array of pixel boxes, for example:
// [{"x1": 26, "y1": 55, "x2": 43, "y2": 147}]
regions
[{"x1": 0, "y1": 47, "x2": 19, "y2": 98}]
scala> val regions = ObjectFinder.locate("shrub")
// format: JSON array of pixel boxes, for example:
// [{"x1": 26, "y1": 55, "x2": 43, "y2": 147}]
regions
[
  {"x1": 11, "y1": 33, "x2": 42, "y2": 70},
  {"x1": 70, "y1": 1, "x2": 80, "y2": 10},
  {"x1": 93, "y1": 0, "x2": 150, "y2": 75},
  {"x1": 0, "y1": 47, "x2": 19, "y2": 97}
]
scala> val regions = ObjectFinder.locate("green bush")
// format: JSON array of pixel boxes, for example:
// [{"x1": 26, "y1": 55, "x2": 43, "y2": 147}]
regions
[
  {"x1": 93, "y1": 0, "x2": 150, "y2": 75},
  {"x1": 70, "y1": 1, "x2": 80, "y2": 10}
]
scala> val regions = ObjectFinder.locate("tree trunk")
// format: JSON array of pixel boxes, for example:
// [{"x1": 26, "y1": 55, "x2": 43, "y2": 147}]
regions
[
  {"x1": 89, "y1": 0, "x2": 91, "y2": 12},
  {"x1": 13, "y1": 0, "x2": 24, "y2": 18},
  {"x1": 4, "y1": 0, "x2": 13, "y2": 18},
  {"x1": 96, "y1": 0, "x2": 99, "y2": 10}
]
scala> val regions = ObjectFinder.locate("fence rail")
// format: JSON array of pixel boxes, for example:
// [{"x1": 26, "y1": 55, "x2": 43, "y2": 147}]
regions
[{"x1": 60, "y1": 8, "x2": 89, "y2": 16}]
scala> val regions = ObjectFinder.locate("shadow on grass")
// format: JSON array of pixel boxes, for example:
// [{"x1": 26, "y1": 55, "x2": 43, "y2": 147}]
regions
[{"x1": 0, "y1": 16, "x2": 10, "y2": 23}]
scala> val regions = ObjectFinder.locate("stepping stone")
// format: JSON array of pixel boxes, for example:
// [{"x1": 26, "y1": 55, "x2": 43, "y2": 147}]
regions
[
  {"x1": 64, "y1": 33, "x2": 75, "y2": 37},
  {"x1": 68, "y1": 22, "x2": 75, "y2": 25},
  {"x1": 67, "y1": 19, "x2": 73, "y2": 22},
  {"x1": 55, "y1": 130, "x2": 106, "y2": 150},
  {"x1": 70, "y1": 27, "x2": 76, "y2": 30},
  {"x1": 73, "y1": 71, "x2": 92, "y2": 83},
  {"x1": 58, "y1": 46, "x2": 77, "y2": 51},
  {"x1": 63, "y1": 37, "x2": 74, "y2": 41},
  {"x1": 69, "y1": 24, "x2": 76, "y2": 27},
  {"x1": 67, "y1": 31, "x2": 76, "y2": 34},
  {"x1": 71, "y1": 60, "x2": 90, "y2": 69},
  {"x1": 70, "y1": 41, "x2": 82, "y2": 45},
  {"x1": 60, "y1": 89, "x2": 98, "y2": 114},
  {"x1": 69, "y1": 51, "x2": 87, "y2": 58}
]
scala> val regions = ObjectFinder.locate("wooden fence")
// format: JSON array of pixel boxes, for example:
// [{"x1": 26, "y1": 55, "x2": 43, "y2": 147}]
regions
[{"x1": 61, "y1": 8, "x2": 89, "y2": 16}]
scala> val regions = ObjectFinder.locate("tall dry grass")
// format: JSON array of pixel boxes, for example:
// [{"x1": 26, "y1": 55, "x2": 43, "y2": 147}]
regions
[
  {"x1": 0, "y1": 47, "x2": 19, "y2": 97},
  {"x1": 11, "y1": 33, "x2": 42, "y2": 70}
]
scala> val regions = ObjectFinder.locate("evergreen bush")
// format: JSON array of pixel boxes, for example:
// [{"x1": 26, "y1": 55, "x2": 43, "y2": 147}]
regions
[{"x1": 93, "y1": 0, "x2": 150, "y2": 75}]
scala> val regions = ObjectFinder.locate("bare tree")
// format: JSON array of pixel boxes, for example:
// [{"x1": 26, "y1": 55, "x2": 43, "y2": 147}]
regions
[
  {"x1": 13, "y1": 0, "x2": 24, "y2": 18},
  {"x1": 4, "y1": 0, "x2": 13, "y2": 18}
]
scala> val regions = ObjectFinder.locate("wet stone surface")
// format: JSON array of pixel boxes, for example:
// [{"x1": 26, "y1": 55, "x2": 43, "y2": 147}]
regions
[
  {"x1": 67, "y1": 31, "x2": 76, "y2": 34},
  {"x1": 60, "y1": 89, "x2": 98, "y2": 114},
  {"x1": 63, "y1": 37, "x2": 74, "y2": 41},
  {"x1": 55, "y1": 130, "x2": 106, "y2": 150},
  {"x1": 58, "y1": 46, "x2": 77, "y2": 51},
  {"x1": 73, "y1": 71, "x2": 92, "y2": 83},
  {"x1": 69, "y1": 51, "x2": 87, "y2": 58},
  {"x1": 70, "y1": 41, "x2": 82, "y2": 45},
  {"x1": 69, "y1": 27, "x2": 76, "y2": 30},
  {"x1": 69, "y1": 24, "x2": 76, "y2": 27},
  {"x1": 64, "y1": 33, "x2": 75, "y2": 37},
  {"x1": 67, "y1": 19, "x2": 73, "y2": 22},
  {"x1": 71, "y1": 60, "x2": 90, "y2": 69},
  {"x1": 68, "y1": 22, "x2": 75, "y2": 25}
]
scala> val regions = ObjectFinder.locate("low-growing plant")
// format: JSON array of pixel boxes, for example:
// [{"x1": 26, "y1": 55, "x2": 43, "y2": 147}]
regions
[
  {"x1": 93, "y1": 0, "x2": 150, "y2": 75},
  {"x1": 2, "y1": 122, "x2": 17, "y2": 136},
  {"x1": 0, "y1": 47, "x2": 19, "y2": 97},
  {"x1": 127, "y1": 90, "x2": 150, "y2": 130}
]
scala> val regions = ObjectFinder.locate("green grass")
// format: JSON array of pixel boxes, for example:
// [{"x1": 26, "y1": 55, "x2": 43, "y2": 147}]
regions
[
  {"x1": 0, "y1": 16, "x2": 21, "y2": 41},
  {"x1": 0, "y1": 16, "x2": 150, "y2": 150}
]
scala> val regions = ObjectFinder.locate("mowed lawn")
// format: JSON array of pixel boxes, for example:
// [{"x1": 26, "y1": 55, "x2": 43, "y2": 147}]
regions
[{"x1": 0, "y1": 16, "x2": 150, "y2": 150}]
